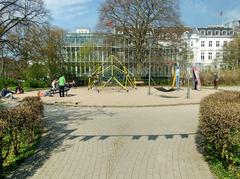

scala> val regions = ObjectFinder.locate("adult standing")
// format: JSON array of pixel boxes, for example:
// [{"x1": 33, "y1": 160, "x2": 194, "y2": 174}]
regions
[
  {"x1": 59, "y1": 75, "x2": 66, "y2": 97},
  {"x1": 213, "y1": 73, "x2": 219, "y2": 89}
]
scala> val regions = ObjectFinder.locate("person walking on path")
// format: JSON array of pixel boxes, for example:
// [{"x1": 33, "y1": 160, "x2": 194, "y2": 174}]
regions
[
  {"x1": 213, "y1": 73, "x2": 219, "y2": 89},
  {"x1": 59, "y1": 75, "x2": 66, "y2": 97}
]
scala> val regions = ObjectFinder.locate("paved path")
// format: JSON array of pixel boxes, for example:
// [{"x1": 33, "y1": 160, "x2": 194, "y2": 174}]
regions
[{"x1": 10, "y1": 105, "x2": 213, "y2": 179}]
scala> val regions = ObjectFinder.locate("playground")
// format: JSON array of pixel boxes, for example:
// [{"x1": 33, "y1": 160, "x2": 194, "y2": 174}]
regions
[
  {"x1": 5, "y1": 55, "x2": 239, "y2": 107},
  {"x1": 12, "y1": 55, "x2": 240, "y2": 107},
  {"x1": 13, "y1": 86, "x2": 239, "y2": 107}
]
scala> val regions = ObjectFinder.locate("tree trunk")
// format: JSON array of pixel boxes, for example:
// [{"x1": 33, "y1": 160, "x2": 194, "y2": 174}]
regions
[
  {"x1": 136, "y1": 63, "x2": 143, "y2": 78},
  {"x1": 135, "y1": 43, "x2": 145, "y2": 77},
  {"x1": 0, "y1": 58, "x2": 4, "y2": 78}
]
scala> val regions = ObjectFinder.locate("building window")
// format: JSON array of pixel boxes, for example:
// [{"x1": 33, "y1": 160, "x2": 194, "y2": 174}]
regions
[
  {"x1": 200, "y1": 30, "x2": 205, "y2": 35},
  {"x1": 207, "y1": 30, "x2": 212, "y2": 35},
  {"x1": 201, "y1": 41, "x2": 205, "y2": 47},
  {"x1": 165, "y1": 33, "x2": 170, "y2": 40},
  {"x1": 201, "y1": 52, "x2": 205, "y2": 60},
  {"x1": 191, "y1": 41, "x2": 193, "y2": 47},
  {"x1": 216, "y1": 52, "x2": 220, "y2": 59},
  {"x1": 222, "y1": 30, "x2": 226, "y2": 35},
  {"x1": 216, "y1": 41, "x2": 220, "y2": 47},
  {"x1": 184, "y1": 42, "x2": 187, "y2": 48},
  {"x1": 223, "y1": 52, "x2": 227, "y2": 58},
  {"x1": 214, "y1": 30, "x2": 220, "y2": 35},
  {"x1": 172, "y1": 33, "x2": 177, "y2": 39},
  {"x1": 209, "y1": 41, "x2": 212, "y2": 47},
  {"x1": 208, "y1": 52, "x2": 212, "y2": 60},
  {"x1": 223, "y1": 41, "x2": 227, "y2": 46}
]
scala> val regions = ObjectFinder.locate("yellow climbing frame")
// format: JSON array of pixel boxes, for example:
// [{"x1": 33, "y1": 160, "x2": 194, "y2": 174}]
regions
[{"x1": 88, "y1": 55, "x2": 136, "y2": 92}]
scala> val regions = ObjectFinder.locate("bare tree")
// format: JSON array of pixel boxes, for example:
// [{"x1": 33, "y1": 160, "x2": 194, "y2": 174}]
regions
[
  {"x1": 0, "y1": 0, "x2": 48, "y2": 45},
  {"x1": 0, "y1": 0, "x2": 48, "y2": 77},
  {"x1": 98, "y1": 0, "x2": 182, "y2": 75}
]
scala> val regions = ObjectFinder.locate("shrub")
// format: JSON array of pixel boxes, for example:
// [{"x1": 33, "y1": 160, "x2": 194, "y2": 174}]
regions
[
  {"x1": 199, "y1": 91, "x2": 240, "y2": 177},
  {"x1": 219, "y1": 70, "x2": 240, "y2": 86},
  {"x1": 200, "y1": 69, "x2": 240, "y2": 86},
  {"x1": 74, "y1": 76, "x2": 89, "y2": 86},
  {"x1": 24, "y1": 80, "x2": 48, "y2": 88},
  {"x1": 0, "y1": 78, "x2": 18, "y2": 90},
  {"x1": 0, "y1": 96, "x2": 44, "y2": 176}
]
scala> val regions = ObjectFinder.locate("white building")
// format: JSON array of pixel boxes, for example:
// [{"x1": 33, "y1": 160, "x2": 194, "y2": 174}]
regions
[
  {"x1": 76, "y1": 28, "x2": 90, "y2": 34},
  {"x1": 182, "y1": 26, "x2": 235, "y2": 69}
]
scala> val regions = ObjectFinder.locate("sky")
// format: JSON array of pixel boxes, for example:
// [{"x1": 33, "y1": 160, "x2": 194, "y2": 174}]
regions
[{"x1": 43, "y1": 0, "x2": 240, "y2": 32}]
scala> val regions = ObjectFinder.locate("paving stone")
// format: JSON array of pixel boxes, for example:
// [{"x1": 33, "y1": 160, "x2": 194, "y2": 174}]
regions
[{"x1": 8, "y1": 105, "x2": 213, "y2": 179}]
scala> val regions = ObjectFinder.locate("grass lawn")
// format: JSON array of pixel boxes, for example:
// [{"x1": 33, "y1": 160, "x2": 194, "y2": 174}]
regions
[
  {"x1": 2, "y1": 134, "x2": 41, "y2": 176},
  {"x1": 209, "y1": 159, "x2": 239, "y2": 179}
]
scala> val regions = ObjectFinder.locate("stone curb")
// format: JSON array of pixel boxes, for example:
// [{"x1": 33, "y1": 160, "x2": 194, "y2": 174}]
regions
[{"x1": 44, "y1": 102, "x2": 200, "y2": 108}]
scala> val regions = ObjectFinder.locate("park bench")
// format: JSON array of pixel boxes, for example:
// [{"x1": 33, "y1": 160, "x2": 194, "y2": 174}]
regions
[{"x1": 49, "y1": 86, "x2": 70, "y2": 95}]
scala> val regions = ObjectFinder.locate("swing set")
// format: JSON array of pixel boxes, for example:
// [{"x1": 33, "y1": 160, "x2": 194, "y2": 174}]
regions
[{"x1": 154, "y1": 62, "x2": 178, "y2": 92}]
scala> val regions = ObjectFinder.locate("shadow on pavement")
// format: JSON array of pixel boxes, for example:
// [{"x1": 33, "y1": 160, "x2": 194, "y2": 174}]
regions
[
  {"x1": 159, "y1": 95, "x2": 180, "y2": 98},
  {"x1": 67, "y1": 133, "x2": 197, "y2": 142},
  {"x1": 7, "y1": 106, "x2": 115, "y2": 179},
  {"x1": 195, "y1": 129, "x2": 205, "y2": 155}
]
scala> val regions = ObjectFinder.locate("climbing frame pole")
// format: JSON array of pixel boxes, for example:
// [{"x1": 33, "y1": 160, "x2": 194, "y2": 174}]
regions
[{"x1": 88, "y1": 55, "x2": 136, "y2": 92}]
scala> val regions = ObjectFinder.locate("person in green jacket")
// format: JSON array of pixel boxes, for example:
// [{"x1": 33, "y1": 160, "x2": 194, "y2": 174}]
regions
[{"x1": 58, "y1": 75, "x2": 66, "y2": 97}]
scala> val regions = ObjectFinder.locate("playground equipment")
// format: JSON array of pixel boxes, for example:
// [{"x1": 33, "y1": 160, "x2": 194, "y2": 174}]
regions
[
  {"x1": 171, "y1": 63, "x2": 180, "y2": 89},
  {"x1": 192, "y1": 67, "x2": 201, "y2": 90},
  {"x1": 88, "y1": 55, "x2": 136, "y2": 92},
  {"x1": 155, "y1": 63, "x2": 177, "y2": 92}
]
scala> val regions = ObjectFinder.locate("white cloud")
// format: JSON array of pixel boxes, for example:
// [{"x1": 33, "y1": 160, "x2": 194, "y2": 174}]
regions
[
  {"x1": 43, "y1": 0, "x2": 92, "y2": 20},
  {"x1": 44, "y1": 0, "x2": 91, "y2": 7}
]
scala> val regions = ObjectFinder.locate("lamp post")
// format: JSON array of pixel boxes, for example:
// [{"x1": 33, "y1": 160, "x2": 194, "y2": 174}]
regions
[
  {"x1": 148, "y1": 40, "x2": 152, "y2": 95},
  {"x1": 180, "y1": 47, "x2": 190, "y2": 99},
  {"x1": 186, "y1": 64, "x2": 190, "y2": 99},
  {"x1": 186, "y1": 50, "x2": 192, "y2": 99}
]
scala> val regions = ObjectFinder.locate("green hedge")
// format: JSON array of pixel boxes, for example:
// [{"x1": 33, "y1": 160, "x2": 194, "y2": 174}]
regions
[
  {"x1": 0, "y1": 96, "x2": 44, "y2": 176},
  {"x1": 0, "y1": 78, "x2": 18, "y2": 90},
  {"x1": 24, "y1": 80, "x2": 48, "y2": 88},
  {"x1": 199, "y1": 91, "x2": 240, "y2": 177}
]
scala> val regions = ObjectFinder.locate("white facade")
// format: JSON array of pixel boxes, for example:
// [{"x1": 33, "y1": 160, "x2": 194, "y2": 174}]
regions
[
  {"x1": 76, "y1": 28, "x2": 90, "y2": 34},
  {"x1": 182, "y1": 26, "x2": 235, "y2": 68}
]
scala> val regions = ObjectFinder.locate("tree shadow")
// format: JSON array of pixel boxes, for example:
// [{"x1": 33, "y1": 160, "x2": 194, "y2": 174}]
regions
[{"x1": 7, "y1": 106, "x2": 115, "y2": 178}]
